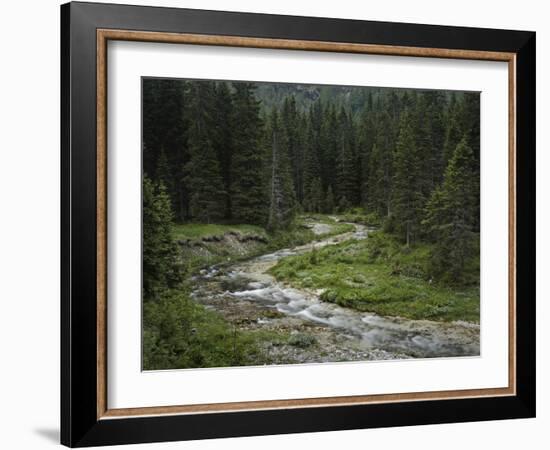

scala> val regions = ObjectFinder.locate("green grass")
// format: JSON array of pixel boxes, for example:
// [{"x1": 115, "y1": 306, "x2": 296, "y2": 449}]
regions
[
  {"x1": 172, "y1": 222, "x2": 271, "y2": 274},
  {"x1": 173, "y1": 214, "x2": 351, "y2": 243},
  {"x1": 269, "y1": 231, "x2": 480, "y2": 323},
  {"x1": 143, "y1": 288, "x2": 262, "y2": 370},
  {"x1": 332, "y1": 207, "x2": 383, "y2": 227},
  {"x1": 299, "y1": 214, "x2": 355, "y2": 237},
  {"x1": 324, "y1": 221, "x2": 355, "y2": 236},
  {"x1": 143, "y1": 287, "x2": 309, "y2": 369},
  {"x1": 172, "y1": 223, "x2": 266, "y2": 241},
  {"x1": 174, "y1": 215, "x2": 355, "y2": 274}
]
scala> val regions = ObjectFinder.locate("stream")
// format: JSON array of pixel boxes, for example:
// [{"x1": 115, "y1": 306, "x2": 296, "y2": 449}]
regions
[{"x1": 191, "y1": 223, "x2": 480, "y2": 364}]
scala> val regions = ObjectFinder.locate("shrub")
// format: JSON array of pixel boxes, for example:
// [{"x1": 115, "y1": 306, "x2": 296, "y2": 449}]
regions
[{"x1": 288, "y1": 333, "x2": 317, "y2": 348}]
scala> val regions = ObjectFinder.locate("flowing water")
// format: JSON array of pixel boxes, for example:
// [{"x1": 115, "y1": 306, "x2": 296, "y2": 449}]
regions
[{"x1": 191, "y1": 224, "x2": 480, "y2": 364}]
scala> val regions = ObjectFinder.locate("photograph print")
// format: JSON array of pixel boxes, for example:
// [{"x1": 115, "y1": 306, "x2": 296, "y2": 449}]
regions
[{"x1": 142, "y1": 77, "x2": 481, "y2": 371}]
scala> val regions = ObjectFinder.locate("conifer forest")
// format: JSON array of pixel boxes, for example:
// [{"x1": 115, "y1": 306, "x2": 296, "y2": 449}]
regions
[{"x1": 142, "y1": 78, "x2": 481, "y2": 370}]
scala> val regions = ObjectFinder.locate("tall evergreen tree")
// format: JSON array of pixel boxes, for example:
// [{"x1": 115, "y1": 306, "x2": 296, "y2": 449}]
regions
[
  {"x1": 211, "y1": 82, "x2": 235, "y2": 218},
  {"x1": 458, "y1": 93, "x2": 481, "y2": 230},
  {"x1": 267, "y1": 110, "x2": 296, "y2": 230},
  {"x1": 423, "y1": 137, "x2": 478, "y2": 281},
  {"x1": 324, "y1": 185, "x2": 335, "y2": 214},
  {"x1": 302, "y1": 117, "x2": 322, "y2": 211},
  {"x1": 457, "y1": 94, "x2": 481, "y2": 160},
  {"x1": 442, "y1": 113, "x2": 463, "y2": 170},
  {"x1": 230, "y1": 82, "x2": 267, "y2": 225},
  {"x1": 414, "y1": 95, "x2": 436, "y2": 197},
  {"x1": 424, "y1": 91, "x2": 447, "y2": 187},
  {"x1": 183, "y1": 82, "x2": 226, "y2": 222},
  {"x1": 392, "y1": 111, "x2": 426, "y2": 246},
  {"x1": 358, "y1": 106, "x2": 375, "y2": 209},
  {"x1": 155, "y1": 148, "x2": 172, "y2": 195},
  {"x1": 368, "y1": 111, "x2": 394, "y2": 217},
  {"x1": 280, "y1": 95, "x2": 305, "y2": 203},
  {"x1": 321, "y1": 105, "x2": 339, "y2": 201},
  {"x1": 142, "y1": 175, "x2": 181, "y2": 300},
  {"x1": 335, "y1": 108, "x2": 360, "y2": 206},
  {"x1": 143, "y1": 79, "x2": 190, "y2": 221},
  {"x1": 306, "y1": 177, "x2": 323, "y2": 213}
]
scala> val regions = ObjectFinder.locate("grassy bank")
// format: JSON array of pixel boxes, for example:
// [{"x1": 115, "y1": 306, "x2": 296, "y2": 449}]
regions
[
  {"x1": 173, "y1": 215, "x2": 353, "y2": 274},
  {"x1": 269, "y1": 231, "x2": 479, "y2": 323},
  {"x1": 333, "y1": 209, "x2": 383, "y2": 227},
  {"x1": 172, "y1": 223, "x2": 266, "y2": 241},
  {"x1": 300, "y1": 214, "x2": 355, "y2": 236},
  {"x1": 143, "y1": 288, "x2": 267, "y2": 370}
]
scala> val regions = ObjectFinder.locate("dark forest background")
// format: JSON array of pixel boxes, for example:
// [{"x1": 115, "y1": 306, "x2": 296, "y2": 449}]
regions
[{"x1": 143, "y1": 78, "x2": 479, "y2": 278}]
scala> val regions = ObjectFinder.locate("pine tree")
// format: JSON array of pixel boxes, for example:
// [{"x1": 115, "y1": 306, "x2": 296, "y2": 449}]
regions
[
  {"x1": 458, "y1": 93, "x2": 481, "y2": 231},
  {"x1": 212, "y1": 82, "x2": 235, "y2": 218},
  {"x1": 155, "y1": 148, "x2": 172, "y2": 196},
  {"x1": 143, "y1": 79, "x2": 189, "y2": 221},
  {"x1": 280, "y1": 95, "x2": 304, "y2": 203},
  {"x1": 230, "y1": 82, "x2": 267, "y2": 225},
  {"x1": 142, "y1": 175, "x2": 181, "y2": 300},
  {"x1": 414, "y1": 95, "x2": 436, "y2": 197},
  {"x1": 392, "y1": 111, "x2": 426, "y2": 246},
  {"x1": 306, "y1": 177, "x2": 323, "y2": 213},
  {"x1": 424, "y1": 91, "x2": 447, "y2": 187},
  {"x1": 321, "y1": 105, "x2": 339, "y2": 200},
  {"x1": 368, "y1": 112, "x2": 394, "y2": 217},
  {"x1": 457, "y1": 94, "x2": 481, "y2": 161},
  {"x1": 267, "y1": 110, "x2": 296, "y2": 230},
  {"x1": 335, "y1": 108, "x2": 360, "y2": 206},
  {"x1": 324, "y1": 186, "x2": 335, "y2": 214},
  {"x1": 337, "y1": 195, "x2": 351, "y2": 213},
  {"x1": 358, "y1": 106, "x2": 375, "y2": 208},
  {"x1": 302, "y1": 114, "x2": 322, "y2": 211},
  {"x1": 442, "y1": 114, "x2": 463, "y2": 170},
  {"x1": 183, "y1": 82, "x2": 226, "y2": 223},
  {"x1": 423, "y1": 137, "x2": 478, "y2": 281}
]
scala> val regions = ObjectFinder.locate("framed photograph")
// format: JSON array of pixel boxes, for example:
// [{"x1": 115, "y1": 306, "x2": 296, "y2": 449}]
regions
[{"x1": 61, "y1": 2, "x2": 536, "y2": 447}]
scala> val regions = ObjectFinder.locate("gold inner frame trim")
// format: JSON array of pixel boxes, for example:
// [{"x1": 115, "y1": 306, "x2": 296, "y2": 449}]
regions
[{"x1": 96, "y1": 28, "x2": 517, "y2": 420}]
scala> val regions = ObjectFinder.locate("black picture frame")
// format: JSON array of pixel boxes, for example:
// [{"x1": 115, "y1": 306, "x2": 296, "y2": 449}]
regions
[{"x1": 61, "y1": 1, "x2": 536, "y2": 447}]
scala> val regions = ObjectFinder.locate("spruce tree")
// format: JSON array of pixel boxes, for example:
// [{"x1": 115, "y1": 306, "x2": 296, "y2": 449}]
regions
[
  {"x1": 324, "y1": 186, "x2": 335, "y2": 214},
  {"x1": 392, "y1": 111, "x2": 425, "y2": 246},
  {"x1": 230, "y1": 82, "x2": 267, "y2": 225},
  {"x1": 368, "y1": 112, "x2": 394, "y2": 217},
  {"x1": 183, "y1": 81, "x2": 226, "y2": 223},
  {"x1": 358, "y1": 107, "x2": 375, "y2": 209},
  {"x1": 143, "y1": 79, "x2": 189, "y2": 221},
  {"x1": 267, "y1": 110, "x2": 296, "y2": 230},
  {"x1": 142, "y1": 175, "x2": 181, "y2": 300},
  {"x1": 335, "y1": 108, "x2": 360, "y2": 206},
  {"x1": 306, "y1": 177, "x2": 323, "y2": 213},
  {"x1": 212, "y1": 82, "x2": 235, "y2": 218},
  {"x1": 424, "y1": 91, "x2": 447, "y2": 187},
  {"x1": 442, "y1": 114, "x2": 463, "y2": 170},
  {"x1": 155, "y1": 148, "x2": 172, "y2": 196},
  {"x1": 424, "y1": 137, "x2": 478, "y2": 281},
  {"x1": 459, "y1": 93, "x2": 481, "y2": 231},
  {"x1": 321, "y1": 105, "x2": 339, "y2": 200},
  {"x1": 281, "y1": 95, "x2": 305, "y2": 203},
  {"x1": 302, "y1": 116, "x2": 322, "y2": 211},
  {"x1": 414, "y1": 95, "x2": 436, "y2": 197}
]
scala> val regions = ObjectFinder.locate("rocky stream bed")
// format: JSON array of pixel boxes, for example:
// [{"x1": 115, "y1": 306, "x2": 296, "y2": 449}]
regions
[{"x1": 190, "y1": 223, "x2": 480, "y2": 365}]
